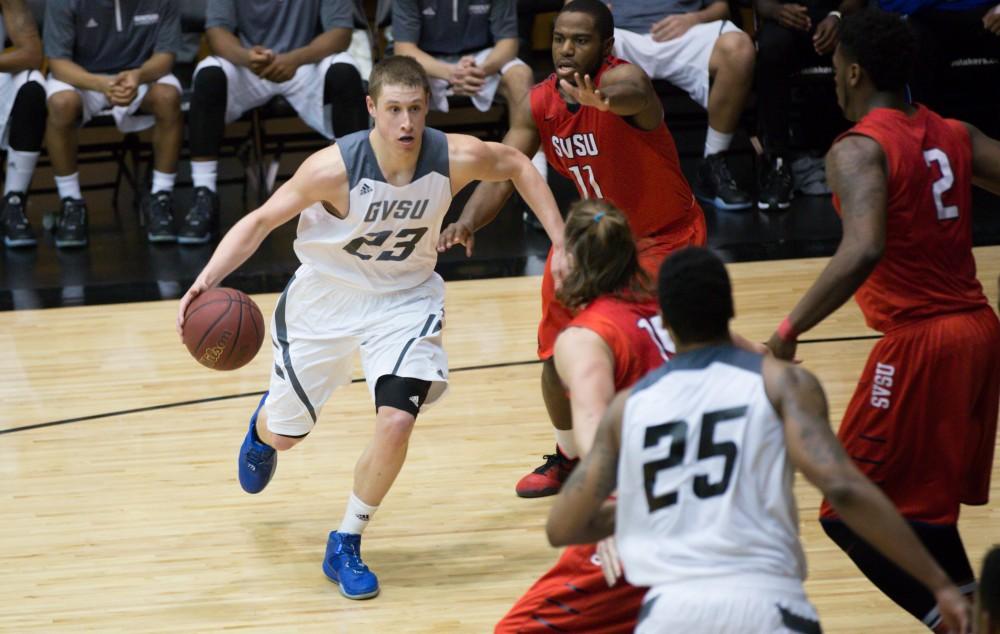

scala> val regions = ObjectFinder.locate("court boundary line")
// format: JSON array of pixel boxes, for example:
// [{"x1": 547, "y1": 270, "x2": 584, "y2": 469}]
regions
[{"x1": 0, "y1": 334, "x2": 881, "y2": 436}]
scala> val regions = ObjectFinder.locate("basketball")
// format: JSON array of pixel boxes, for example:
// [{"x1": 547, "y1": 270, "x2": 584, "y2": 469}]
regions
[{"x1": 182, "y1": 287, "x2": 265, "y2": 371}]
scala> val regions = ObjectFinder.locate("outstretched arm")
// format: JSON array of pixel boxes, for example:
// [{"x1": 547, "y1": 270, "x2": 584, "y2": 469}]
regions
[
  {"x1": 766, "y1": 135, "x2": 887, "y2": 360},
  {"x1": 448, "y1": 133, "x2": 564, "y2": 252},
  {"x1": 764, "y1": 358, "x2": 971, "y2": 634},
  {"x1": 547, "y1": 390, "x2": 626, "y2": 546},
  {"x1": 177, "y1": 146, "x2": 348, "y2": 332},
  {"x1": 559, "y1": 64, "x2": 663, "y2": 131},
  {"x1": 554, "y1": 327, "x2": 618, "y2": 456},
  {"x1": 966, "y1": 122, "x2": 1000, "y2": 196}
]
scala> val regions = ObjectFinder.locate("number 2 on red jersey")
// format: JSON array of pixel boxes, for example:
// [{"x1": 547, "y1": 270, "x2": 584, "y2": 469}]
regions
[{"x1": 922, "y1": 148, "x2": 959, "y2": 221}]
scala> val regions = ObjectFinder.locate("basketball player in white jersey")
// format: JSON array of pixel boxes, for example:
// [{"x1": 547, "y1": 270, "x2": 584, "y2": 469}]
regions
[
  {"x1": 546, "y1": 247, "x2": 970, "y2": 633},
  {"x1": 176, "y1": 56, "x2": 567, "y2": 601}
]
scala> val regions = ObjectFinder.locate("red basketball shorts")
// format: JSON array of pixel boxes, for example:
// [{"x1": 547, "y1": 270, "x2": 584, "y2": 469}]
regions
[
  {"x1": 495, "y1": 544, "x2": 646, "y2": 634},
  {"x1": 537, "y1": 214, "x2": 707, "y2": 360},
  {"x1": 820, "y1": 306, "x2": 1000, "y2": 525}
]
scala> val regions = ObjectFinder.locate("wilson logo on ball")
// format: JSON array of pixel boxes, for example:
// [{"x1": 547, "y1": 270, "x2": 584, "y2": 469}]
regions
[
  {"x1": 182, "y1": 287, "x2": 265, "y2": 371},
  {"x1": 199, "y1": 330, "x2": 233, "y2": 367}
]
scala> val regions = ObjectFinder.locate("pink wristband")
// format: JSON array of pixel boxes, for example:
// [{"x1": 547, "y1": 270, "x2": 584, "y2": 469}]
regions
[{"x1": 776, "y1": 316, "x2": 798, "y2": 342}]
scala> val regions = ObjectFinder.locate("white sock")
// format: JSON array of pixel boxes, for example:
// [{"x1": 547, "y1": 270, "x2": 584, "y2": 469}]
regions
[
  {"x1": 531, "y1": 150, "x2": 548, "y2": 181},
  {"x1": 151, "y1": 170, "x2": 176, "y2": 194},
  {"x1": 704, "y1": 127, "x2": 734, "y2": 157},
  {"x1": 191, "y1": 160, "x2": 218, "y2": 192},
  {"x1": 338, "y1": 492, "x2": 378, "y2": 535},
  {"x1": 4, "y1": 150, "x2": 40, "y2": 194},
  {"x1": 556, "y1": 428, "x2": 579, "y2": 460},
  {"x1": 54, "y1": 173, "x2": 82, "y2": 200}
]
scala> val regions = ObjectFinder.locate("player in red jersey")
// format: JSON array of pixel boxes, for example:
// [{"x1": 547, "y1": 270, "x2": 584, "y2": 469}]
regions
[
  {"x1": 765, "y1": 9, "x2": 1000, "y2": 632},
  {"x1": 438, "y1": 0, "x2": 706, "y2": 499},
  {"x1": 495, "y1": 201, "x2": 763, "y2": 633},
  {"x1": 495, "y1": 199, "x2": 668, "y2": 633}
]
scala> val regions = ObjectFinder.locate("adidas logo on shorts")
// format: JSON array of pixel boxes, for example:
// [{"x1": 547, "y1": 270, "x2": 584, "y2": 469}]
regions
[{"x1": 409, "y1": 395, "x2": 421, "y2": 407}]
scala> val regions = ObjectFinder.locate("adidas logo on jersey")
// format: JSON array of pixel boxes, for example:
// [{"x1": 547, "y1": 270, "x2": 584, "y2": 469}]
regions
[{"x1": 359, "y1": 182, "x2": 373, "y2": 195}]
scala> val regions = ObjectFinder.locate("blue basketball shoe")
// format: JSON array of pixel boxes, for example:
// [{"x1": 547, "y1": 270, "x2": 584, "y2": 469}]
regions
[
  {"x1": 238, "y1": 392, "x2": 276, "y2": 494},
  {"x1": 323, "y1": 531, "x2": 380, "y2": 600}
]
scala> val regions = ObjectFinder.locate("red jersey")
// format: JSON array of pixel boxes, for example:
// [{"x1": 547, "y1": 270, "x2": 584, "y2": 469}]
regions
[
  {"x1": 530, "y1": 56, "x2": 700, "y2": 239},
  {"x1": 568, "y1": 295, "x2": 671, "y2": 390},
  {"x1": 834, "y1": 106, "x2": 988, "y2": 332}
]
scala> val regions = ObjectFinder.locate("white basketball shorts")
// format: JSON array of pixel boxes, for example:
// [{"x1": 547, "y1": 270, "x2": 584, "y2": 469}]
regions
[
  {"x1": 265, "y1": 265, "x2": 448, "y2": 437},
  {"x1": 613, "y1": 20, "x2": 742, "y2": 108},
  {"x1": 193, "y1": 50, "x2": 360, "y2": 140},
  {"x1": 637, "y1": 578, "x2": 821, "y2": 633},
  {"x1": 45, "y1": 73, "x2": 182, "y2": 133}
]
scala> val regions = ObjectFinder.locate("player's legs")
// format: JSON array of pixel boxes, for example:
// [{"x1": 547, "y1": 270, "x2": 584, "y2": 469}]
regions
[
  {"x1": 321, "y1": 377, "x2": 430, "y2": 601},
  {"x1": 496, "y1": 545, "x2": 645, "y2": 633},
  {"x1": 517, "y1": 250, "x2": 580, "y2": 498},
  {"x1": 322, "y1": 275, "x2": 449, "y2": 599},
  {"x1": 138, "y1": 81, "x2": 182, "y2": 242},
  {"x1": 706, "y1": 29, "x2": 755, "y2": 154},
  {"x1": 238, "y1": 272, "x2": 360, "y2": 493},
  {"x1": 349, "y1": 377, "x2": 430, "y2": 507},
  {"x1": 2, "y1": 73, "x2": 46, "y2": 247},
  {"x1": 820, "y1": 519, "x2": 976, "y2": 632},
  {"x1": 184, "y1": 58, "x2": 273, "y2": 243},
  {"x1": 44, "y1": 87, "x2": 83, "y2": 186},
  {"x1": 819, "y1": 308, "x2": 1000, "y2": 629},
  {"x1": 698, "y1": 26, "x2": 755, "y2": 210},
  {"x1": 44, "y1": 82, "x2": 92, "y2": 248},
  {"x1": 754, "y1": 19, "x2": 810, "y2": 211}
]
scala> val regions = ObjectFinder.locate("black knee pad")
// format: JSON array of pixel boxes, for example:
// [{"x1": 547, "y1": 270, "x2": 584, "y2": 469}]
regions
[
  {"x1": 189, "y1": 66, "x2": 228, "y2": 156},
  {"x1": 374, "y1": 375, "x2": 431, "y2": 417},
  {"x1": 8, "y1": 81, "x2": 47, "y2": 152}
]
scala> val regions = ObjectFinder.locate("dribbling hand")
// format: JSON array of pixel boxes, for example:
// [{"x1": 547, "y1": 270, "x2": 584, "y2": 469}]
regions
[
  {"x1": 558, "y1": 73, "x2": 611, "y2": 112},
  {"x1": 177, "y1": 279, "x2": 211, "y2": 337},
  {"x1": 437, "y1": 221, "x2": 475, "y2": 257}
]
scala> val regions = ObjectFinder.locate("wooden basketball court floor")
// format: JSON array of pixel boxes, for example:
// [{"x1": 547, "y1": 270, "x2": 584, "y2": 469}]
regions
[{"x1": 3, "y1": 247, "x2": 999, "y2": 633}]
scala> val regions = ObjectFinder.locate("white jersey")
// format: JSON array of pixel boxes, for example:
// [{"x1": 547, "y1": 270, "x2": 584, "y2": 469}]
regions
[
  {"x1": 616, "y1": 345, "x2": 806, "y2": 591},
  {"x1": 293, "y1": 128, "x2": 453, "y2": 292}
]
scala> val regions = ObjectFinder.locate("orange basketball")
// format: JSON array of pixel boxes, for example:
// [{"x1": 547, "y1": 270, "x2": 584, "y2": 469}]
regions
[{"x1": 182, "y1": 288, "x2": 265, "y2": 371}]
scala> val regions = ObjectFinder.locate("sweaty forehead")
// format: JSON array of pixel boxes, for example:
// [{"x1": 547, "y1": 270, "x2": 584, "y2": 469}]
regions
[{"x1": 554, "y1": 11, "x2": 597, "y2": 37}]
